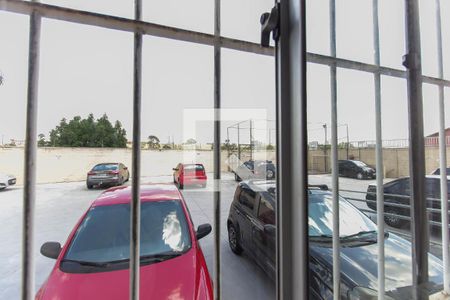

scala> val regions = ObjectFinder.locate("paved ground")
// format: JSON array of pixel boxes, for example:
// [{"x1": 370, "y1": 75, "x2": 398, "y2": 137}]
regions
[{"x1": 0, "y1": 173, "x2": 444, "y2": 299}]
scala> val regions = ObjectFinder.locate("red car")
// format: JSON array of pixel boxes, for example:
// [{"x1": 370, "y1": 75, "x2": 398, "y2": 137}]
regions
[
  {"x1": 36, "y1": 184, "x2": 213, "y2": 300},
  {"x1": 173, "y1": 163, "x2": 207, "y2": 189}
]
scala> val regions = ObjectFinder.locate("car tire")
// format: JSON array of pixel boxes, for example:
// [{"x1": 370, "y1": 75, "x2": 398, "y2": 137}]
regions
[
  {"x1": 266, "y1": 169, "x2": 275, "y2": 180},
  {"x1": 228, "y1": 223, "x2": 243, "y2": 255},
  {"x1": 87, "y1": 184, "x2": 93, "y2": 189},
  {"x1": 178, "y1": 181, "x2": 184, "y2": 190},
  {"x1": 234, "y1": 174, "x2": 241, "y2": 182},
  {"x1": 356, "y1": 172, "x2": 363, "y2": 180},
  {"x1": 384, "y1": 208, "x2": 406, "y2": 228}
]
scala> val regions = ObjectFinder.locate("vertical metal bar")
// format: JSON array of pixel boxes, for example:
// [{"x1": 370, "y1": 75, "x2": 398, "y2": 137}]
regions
[
  {"x1": 249, "y1": 119, "x2": 253, "y2": 161},
  {"x1": 237, "y1": 124, "x2": 241, "y2": 160},
  {"x1": 276, "y1": 0, "x2": 309, "y2": 298},
  {"x1": 130, "y1": 0, "x2": 142, "y2": 299},
  {"x1": 403, "y1": 0, "x2": 429, "y2": 298},
  {"x1": 346, "y1": 124, "x2": 349, "y2": 160},
  {"x1": 372, "y1": 0, "x2": 385, "y2": 298},
  {"x1": 323, "y1": 124, "x2": 328, "y2": 172},
  {"x1": 213, "y1": 0, "x2": 221, "y2": 298},
  {"x1": 22, "y1": 6, "x2": 41, "y2": 300},
  {"x1": 329, "y1": 0, "x2": 340, "y2": 298},
  {"x1": 435, "y1": 0, "x2": 449, "y2": 293}
]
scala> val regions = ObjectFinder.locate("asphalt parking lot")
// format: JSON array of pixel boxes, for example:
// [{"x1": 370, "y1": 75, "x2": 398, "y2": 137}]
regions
[{"x1": 0, "y1": 173, "x2": 444, "y2": 299}]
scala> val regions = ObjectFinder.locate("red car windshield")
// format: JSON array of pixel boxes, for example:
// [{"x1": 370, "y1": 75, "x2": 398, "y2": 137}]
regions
[{"x1": 64, "y1": 200, "x2": 192, "y2": 265}]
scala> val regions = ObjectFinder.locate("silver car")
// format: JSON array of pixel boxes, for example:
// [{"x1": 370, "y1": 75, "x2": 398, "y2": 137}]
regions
[{"x1": 86, "y1": 163, "x2": 129, "y2": 189}]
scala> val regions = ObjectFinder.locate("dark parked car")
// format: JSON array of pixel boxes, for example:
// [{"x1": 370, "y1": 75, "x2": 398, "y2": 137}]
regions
[
  {"x1": 86, "y1": 163, "x2": 129, "y2": 189},
  {"x1": 431, "y1": 167, "x2": 450, "y2": 176},
  {"x1": 227, "y1": 180, "x2": 443, "y2": 299},
  {"x1": 233, "y1": 160, "x2": 276, "y2": 181},
  {"x1": 173, "y1": 163, "x2": 207, "y2": 189},
  {"x1": 366, "y1": 175, "x2": 450, "y2": 228},
  {"x1": 338, "y1": 160, "x2": 376, "y2": 180}
]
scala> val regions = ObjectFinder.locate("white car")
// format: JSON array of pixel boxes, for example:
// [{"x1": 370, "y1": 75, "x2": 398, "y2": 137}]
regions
[{"x1": 0, "y1": 173, "x2": 16, "y2": 190}]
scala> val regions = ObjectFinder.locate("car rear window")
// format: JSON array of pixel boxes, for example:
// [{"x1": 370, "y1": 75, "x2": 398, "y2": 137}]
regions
[
  {"x1": 184, "y1": 164, "x2": 204, "y2": 171},
  {"x1": 64, "y1": 200, "x2": 192, "y2": 264},
  {"x1": 92, "y1": 164, "x2": 118, "y2": 171}
]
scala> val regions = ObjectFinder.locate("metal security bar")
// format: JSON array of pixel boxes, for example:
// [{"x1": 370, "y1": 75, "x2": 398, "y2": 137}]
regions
[
  {"x1": 21, "y1": 2, "x2": 41, "y2": 299},
  {"x1": 435, "y1": 0, "x2": 449, "y2": 294},
  {"x1": 0, "y1": 0, "x2": 448, "y2": 299},
  {"x1": 129, "y1": 0, "x2": 142, "y2": 299},
  {"x1": 213, "y1": 0, "x2": 221, "y2": 298}
]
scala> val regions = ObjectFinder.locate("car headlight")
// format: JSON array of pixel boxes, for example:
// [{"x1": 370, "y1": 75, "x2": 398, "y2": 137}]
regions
[{"x1": 348, "y1": 287, "x2": 395, "y2": 300}]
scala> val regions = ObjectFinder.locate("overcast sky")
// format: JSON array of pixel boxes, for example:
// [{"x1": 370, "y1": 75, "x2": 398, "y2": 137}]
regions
[{"x1": 0, "y1": 0, "x2": 449, "y2": 145}]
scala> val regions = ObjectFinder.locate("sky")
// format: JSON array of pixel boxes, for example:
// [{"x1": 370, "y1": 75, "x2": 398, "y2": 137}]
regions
[{"x1": 0, "y1": 0, "x2": 449, "y2": 145}]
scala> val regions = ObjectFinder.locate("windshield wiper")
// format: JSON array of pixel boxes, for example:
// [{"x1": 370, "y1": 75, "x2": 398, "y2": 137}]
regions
[
  {"x1": 140, "y1": 252, "x2": 182, "y2": 263},
  {"x1": 61, "y1": 259, "x2": 113, "y2": 268}
]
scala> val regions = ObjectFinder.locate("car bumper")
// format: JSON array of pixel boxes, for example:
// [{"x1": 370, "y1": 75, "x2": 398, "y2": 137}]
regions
[
  {"x1": 87, "y1": 177, "x2": 120, "y2": 185},
  {"x1": 182, "y1": 177, "x2": 207, "y2": 185}
]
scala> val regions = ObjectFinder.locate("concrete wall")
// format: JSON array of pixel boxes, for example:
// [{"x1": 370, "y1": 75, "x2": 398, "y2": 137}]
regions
[
  {"x1": 1, "y1": 146, "x2": 448, "y2": 184},
  {"x1": 308, "y1": 147, "x2": 450, "y2": 177}
]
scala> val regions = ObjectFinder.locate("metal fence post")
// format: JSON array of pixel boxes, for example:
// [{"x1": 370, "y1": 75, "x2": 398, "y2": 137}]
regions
[
  {"x1": 22, "y1": 5, "x2": 41, "y2": 300},
  {"x1": 130, "y1": 0, "x2": 142, "y2": 299},
  {"x1": 213, "y1": 0, "x2": 221, "y2": 298},
  {"x1": 403, "y1": 0, "x2": 429, "y2": 298},
  {"x1": 372, "y1": 0, "x2": 385, "y2": 298},
  {"x1": 435, "y1": 0, "x2": 449, "y2": 294},
  {"x1": 328, "y1": 0, "x2": 340, "y2": 298},
  {"x1": 276, "y1": 0, "x2": 309, "y2": 298}
]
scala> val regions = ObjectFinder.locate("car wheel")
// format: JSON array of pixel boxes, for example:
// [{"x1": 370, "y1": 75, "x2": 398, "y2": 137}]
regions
[
  {"x1": 384, "y1": 208, "x2": 406, "y2": 228},
  {"x1": 266, "y1": 169, "x2": 275, "y2": 180},
  {"x1": 228, "y1": 223, "x2": 243, "y2": 255},
  {"x1": 356, "y1": 172, "x2": 363, "y2": 180},
  {"x1": 234, "y1": 174, "x2": 241, "y2": 182},
  {"x1": 178, "y1": 181, "x2": 184, "y2": 189},
  {"x1": 87, "y1": 184, "x2": 93, "y2": 189}
]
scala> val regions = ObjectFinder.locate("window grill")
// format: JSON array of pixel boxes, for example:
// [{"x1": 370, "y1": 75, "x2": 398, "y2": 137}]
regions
[{"x1": 0, "y1": 0, "x2": 448, "y2": 299}]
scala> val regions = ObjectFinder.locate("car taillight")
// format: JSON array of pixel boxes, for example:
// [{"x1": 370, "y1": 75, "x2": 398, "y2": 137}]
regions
[
  {"x1": 108, "y1": 170, "x2": 119, "y2": 175},
  {"x1": 88, "y1": 171, "x2": 95, "y2": 176}
]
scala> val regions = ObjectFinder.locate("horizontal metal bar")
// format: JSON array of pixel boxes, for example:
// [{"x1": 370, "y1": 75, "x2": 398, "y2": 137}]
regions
[{"x1": 1, "y1": 0, "x2": 450, "y2": 88}]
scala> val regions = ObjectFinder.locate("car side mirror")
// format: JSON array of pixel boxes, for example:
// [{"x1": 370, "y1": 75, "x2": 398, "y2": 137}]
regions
[
  {"x1": 173, "y1": 168, "x2": 178, "y2": 171},
  {"x1": 196, "y1": 224, "x2": 212, "y2": 240},
  {"x1": 123, "y1": 167, "x2": 128, "y2": 170},
  {"x1": 263, "y1": 224, "x2": 276, "y2": 235},
  {"x1": 40, "y1": 242, "x2": 62, "y2": 259}
]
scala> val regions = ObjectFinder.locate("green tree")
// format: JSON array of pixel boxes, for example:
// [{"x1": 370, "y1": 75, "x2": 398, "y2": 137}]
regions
[
  {"x1": 49, "y1": 114, "x2": 127, "y2": 147},
  {"x1": 147, "y1": 135, "x2": 160, "y2": 149},
  {"x1": 38, "y1": 133, "x2": 46, "y2": 147},
  {"x1": 185, "y1": 138, "x2": 197, "y2": 145}
]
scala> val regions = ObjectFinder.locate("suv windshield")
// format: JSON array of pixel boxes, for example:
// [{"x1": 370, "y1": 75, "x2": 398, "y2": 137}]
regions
[
  {"x1": 352, "y1": 161, "x2": 368, "y2": 168},
  {"x1": 309, "y1": 193, "x2": 376, "y2": 237},
  {"x1": 64, "y1": 200, "x2": 191, "y2": 264},
  {"x1": 92, "y1": 164, "x2": 118, "y2": 171}
]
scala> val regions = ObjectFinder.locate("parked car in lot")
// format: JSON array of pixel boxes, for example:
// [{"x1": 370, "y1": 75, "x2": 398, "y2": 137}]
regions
[
  {"x1": 366, "y1": 175, "x2": 450, "y2": 228},
  {"x1": 173, "y1": 163, "x2": 207, "y2": 189},
  {"x1": 338, "y1": 160, "x2": 376, "y2": 179},
  {"x1": 0, "y1": 173, "x2": 16, "y2": 190},
  {"x1": 36, "y1": 184, "x2": 213, "y2": 300},
  {"x1": 86, "y1": 163, "x2": 129, "y2": 189},
  {"x1": 431, "y1": 167, "x2": 450, "y2": 176},
  {"x1": 227, "y1": 180, "x2": 443, "y2": 299},
  {"x1": 233, "y1": 160, "x2": 276, "y2": 181}
]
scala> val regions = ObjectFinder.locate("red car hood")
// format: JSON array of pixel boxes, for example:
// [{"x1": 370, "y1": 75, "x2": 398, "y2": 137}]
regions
[{"x1": 38, "y1": 248, "x2": 212, "y2": 300}]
